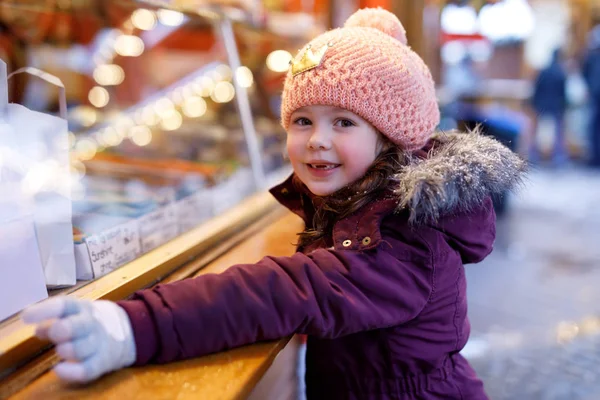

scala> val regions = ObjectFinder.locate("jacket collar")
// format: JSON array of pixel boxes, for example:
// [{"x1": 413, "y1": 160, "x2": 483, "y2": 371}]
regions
[
  {"x1": 269, "y1": 173, "x2": 308, "y2": 222},
  {"x1": 269, "y1": 173, "x2": 399, "y2": 252}
]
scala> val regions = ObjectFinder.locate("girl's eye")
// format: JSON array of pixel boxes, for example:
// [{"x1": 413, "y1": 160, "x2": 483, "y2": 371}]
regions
[
  {"x1": 335, "y1": 119, "x2": 356, "y2": 128},
  {"x1": 293, "y1": 117, "x2": 312, "y2": 126}
]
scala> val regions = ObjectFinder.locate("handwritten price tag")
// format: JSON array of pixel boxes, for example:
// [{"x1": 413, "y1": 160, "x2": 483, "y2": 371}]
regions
[
  {"x1": 85, "y1": 220, "x2": 141, "y2": 278},
  {"x1": 139, "y1": 204, "x2": 179, "y2": 253}
]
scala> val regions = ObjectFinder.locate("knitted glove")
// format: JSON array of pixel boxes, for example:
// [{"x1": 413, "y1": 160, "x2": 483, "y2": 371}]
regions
[{"x1": 22, "y1": 297, "x2": 136, "y2": 383}]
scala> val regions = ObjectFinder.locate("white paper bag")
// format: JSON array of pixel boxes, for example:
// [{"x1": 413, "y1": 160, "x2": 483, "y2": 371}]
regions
[
  {"x1": 0, "y1": 78, "x2": 48, "y2": 320},
  {"x1": 1, "y1": 61, "x2": 77, "y2": 288}
]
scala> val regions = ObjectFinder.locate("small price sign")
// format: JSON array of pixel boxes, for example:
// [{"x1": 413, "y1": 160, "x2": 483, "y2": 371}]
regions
[
  {"x1": 85, "y1": 220, "x2": 141, "y2": 277},
  {"x1": 138, "y1": 204, "x2": 179, "y2": 253}
]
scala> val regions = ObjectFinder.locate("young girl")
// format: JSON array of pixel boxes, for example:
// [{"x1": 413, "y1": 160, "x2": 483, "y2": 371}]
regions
[{"x1": 23, "y1": 8, "x2": 525, "y2": 399}]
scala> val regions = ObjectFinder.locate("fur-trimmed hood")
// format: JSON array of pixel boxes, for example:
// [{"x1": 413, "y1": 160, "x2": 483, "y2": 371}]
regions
[{"x1": 394, "y1": 131, "x2": 526, "y2": 223}]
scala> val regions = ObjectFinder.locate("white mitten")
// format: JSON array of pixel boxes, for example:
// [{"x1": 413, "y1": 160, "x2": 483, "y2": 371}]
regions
[{"x1": 22, "y1": 296, "x2": 136, "y2": 383}]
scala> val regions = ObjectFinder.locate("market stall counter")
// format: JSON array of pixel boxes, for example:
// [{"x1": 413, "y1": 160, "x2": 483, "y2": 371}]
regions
[{"x1": 0, "y1": 0, "x2": 323, "y2": 396}]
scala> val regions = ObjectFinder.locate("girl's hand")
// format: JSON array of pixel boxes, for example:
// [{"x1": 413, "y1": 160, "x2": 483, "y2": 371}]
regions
[{"x1": 22, "y1": 297, "x2": 136, "y2": 383}]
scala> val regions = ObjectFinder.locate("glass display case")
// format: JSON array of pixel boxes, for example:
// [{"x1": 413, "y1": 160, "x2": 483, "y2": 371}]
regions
[{"x1": 0, "y1": 0, "x2": 276, "y2": 291}]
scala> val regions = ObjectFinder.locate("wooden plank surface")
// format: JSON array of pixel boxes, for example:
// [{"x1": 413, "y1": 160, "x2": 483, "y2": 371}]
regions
[{"x1": 8, "y1": 211, "x2": 304, "y2": 400}]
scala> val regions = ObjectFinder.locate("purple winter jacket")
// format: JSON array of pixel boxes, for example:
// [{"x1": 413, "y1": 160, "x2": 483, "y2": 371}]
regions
[{"x1": 118, "y1": 132, "x2": 526, "y2": 399}]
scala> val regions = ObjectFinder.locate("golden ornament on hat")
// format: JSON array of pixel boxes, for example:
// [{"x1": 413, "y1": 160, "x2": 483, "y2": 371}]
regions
[{"x1": 290, "y1": 42, "x2": 333, "y2": 77}]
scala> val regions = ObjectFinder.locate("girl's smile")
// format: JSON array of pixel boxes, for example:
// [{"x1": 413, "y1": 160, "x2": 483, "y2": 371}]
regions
[{"x1": 305, "y1": 159, "x2": 341, "y2": 178}]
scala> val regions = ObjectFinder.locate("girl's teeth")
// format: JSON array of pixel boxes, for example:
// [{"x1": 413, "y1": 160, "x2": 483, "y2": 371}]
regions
[{"x1": 311, "y1": 164, "x2": 336, "y2": 170}]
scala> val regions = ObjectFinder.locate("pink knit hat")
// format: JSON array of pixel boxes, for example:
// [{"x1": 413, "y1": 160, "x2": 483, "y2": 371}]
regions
[{"x1": 281, "y1": 8, "x2": 439, "y2": 151}]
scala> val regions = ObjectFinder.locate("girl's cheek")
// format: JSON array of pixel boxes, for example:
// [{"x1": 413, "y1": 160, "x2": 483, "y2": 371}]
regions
[
  {"x1": 285, "y1": 137, "x2": 301, "y2": 162},
  {"x1": 339, "y1": 143, "x2": 365, "y2": 160},
  {"x1": 341, "y1": 143, "x2": 378, "y2": 170}
]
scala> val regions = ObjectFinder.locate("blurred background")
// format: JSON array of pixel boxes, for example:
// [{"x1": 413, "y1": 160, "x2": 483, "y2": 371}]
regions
[{"x1": 0, "y1": 0, "x2": 599, "y2": 398}]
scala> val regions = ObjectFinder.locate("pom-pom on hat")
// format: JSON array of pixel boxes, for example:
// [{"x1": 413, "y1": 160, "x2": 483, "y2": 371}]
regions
[{"x1": 281, "y1": 8, "x2": 439, "y2": 151}]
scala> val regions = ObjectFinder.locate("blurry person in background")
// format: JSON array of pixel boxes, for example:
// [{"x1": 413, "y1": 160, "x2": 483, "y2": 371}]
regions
[
  {"x1": 444, "y1": 55, "x2": 481, "y2": 100},
  {"x1": 583, "y1": 25, "x2": 600, "y2": 168},
  {"x1": 529, "y1": 48, "x2": 568, "y2": 166}
]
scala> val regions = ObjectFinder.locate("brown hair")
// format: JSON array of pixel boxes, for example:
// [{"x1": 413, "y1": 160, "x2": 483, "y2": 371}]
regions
[{"x1": 296, "y1": 144, "x2": 409, "y2": 249}]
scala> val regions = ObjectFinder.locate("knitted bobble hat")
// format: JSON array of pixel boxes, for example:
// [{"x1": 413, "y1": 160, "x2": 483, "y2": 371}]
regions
[{"x1": 281, "y1": 8, "x2": 440, "y2": 151}]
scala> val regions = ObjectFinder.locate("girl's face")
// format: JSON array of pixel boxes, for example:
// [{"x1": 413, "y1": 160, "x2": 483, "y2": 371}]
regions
[{"x1": 286, "y1": 105, "x2": 384, "y2": 196}]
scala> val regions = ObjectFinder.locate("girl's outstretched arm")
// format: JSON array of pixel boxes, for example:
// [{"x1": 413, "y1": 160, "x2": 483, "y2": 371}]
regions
[{"x1": 119, "y1": 244, "x2": 433, "y2": 365}]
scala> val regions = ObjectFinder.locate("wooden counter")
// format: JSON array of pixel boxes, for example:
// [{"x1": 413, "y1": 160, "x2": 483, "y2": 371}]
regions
[{"x1": 6, "y1": 210, "x2": 305, "y2": 400}]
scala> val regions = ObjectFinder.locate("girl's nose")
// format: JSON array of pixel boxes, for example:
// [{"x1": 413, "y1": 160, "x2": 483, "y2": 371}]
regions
[{"x1": 307, "y1": 130, "x2": 331, "y2": 150}]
